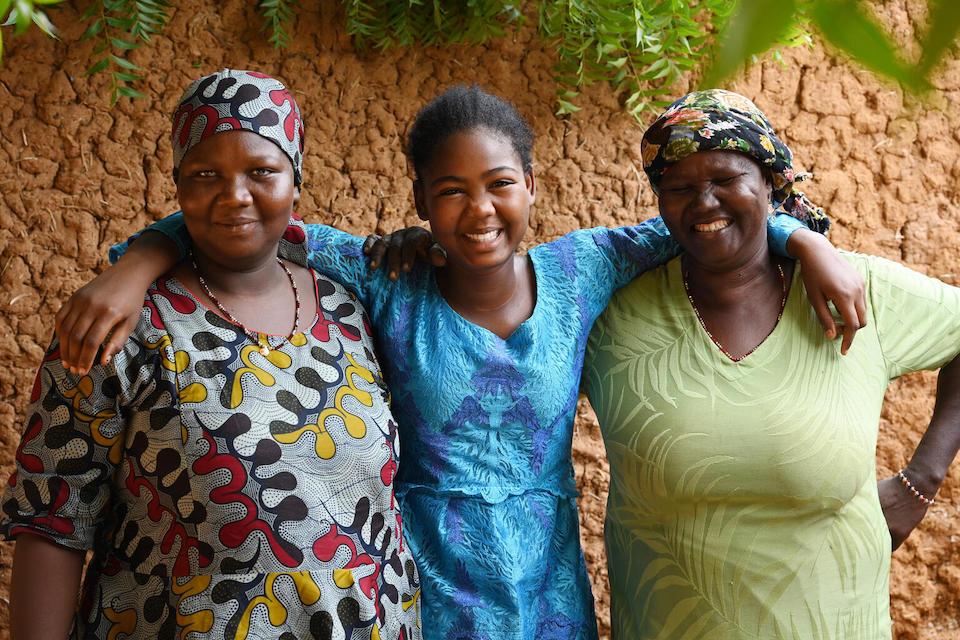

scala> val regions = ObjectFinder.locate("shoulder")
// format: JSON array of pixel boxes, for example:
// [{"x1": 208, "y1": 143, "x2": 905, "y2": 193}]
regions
[{"x1": 601, "y1": 256, "x2": 679, "y2": 322}]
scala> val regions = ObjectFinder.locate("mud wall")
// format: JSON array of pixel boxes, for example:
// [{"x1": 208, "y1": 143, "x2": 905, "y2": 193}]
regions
[{"x1": 1, "y1": 1, "x2": 959, "y2": 637}]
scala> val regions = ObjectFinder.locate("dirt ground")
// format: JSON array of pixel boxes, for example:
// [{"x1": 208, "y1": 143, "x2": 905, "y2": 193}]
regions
[{"x1": 1, "y1": 0, "x2": 959, "y2": 638}]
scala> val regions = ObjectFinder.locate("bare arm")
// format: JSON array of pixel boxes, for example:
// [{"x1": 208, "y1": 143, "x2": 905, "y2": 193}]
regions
[
  {"x1": 786, "y1": 229, "x2": 867, "y2": 355},
  {"x1": 56, "y1": 231, "x2": 179, "y2": 374},
  {"x1": 10, "y1": 534, "x2": 84, "y2": 640},
  {"x1": 880, "y1": 354, "x2": 960, "y2": 549}
]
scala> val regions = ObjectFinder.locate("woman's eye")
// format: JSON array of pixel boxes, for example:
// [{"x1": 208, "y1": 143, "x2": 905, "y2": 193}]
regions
[
  {"x1": 195, "y1": 169, "x2": 216, "y2": 178},
  {"x1": 252, "y1": 168, "x2": 277, "y2": 176}
]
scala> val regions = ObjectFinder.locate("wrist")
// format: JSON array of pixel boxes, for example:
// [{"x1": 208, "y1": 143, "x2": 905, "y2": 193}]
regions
[{"x1": 903, "y1": 461, "x2": 945, "y2": 497}]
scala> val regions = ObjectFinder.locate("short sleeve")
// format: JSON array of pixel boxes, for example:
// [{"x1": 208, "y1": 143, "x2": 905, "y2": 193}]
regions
[
  {"x1": 865, "y1": 255, "x2": 960, "y2": 379},
  {"x1": 588, "y1": 217, "x2": 680, "y2": 291},
  {"x1": 1, "y1": 339, "x2": 126, "y2": 550},
  {"x1": 767, "y1": 213, "x2": 806, "y2": 257},
  {"x1": 303, "y1": 224, "x2": 372, "y2": 306},
  {"x1": 109, "y1": 212, "x2": 191, "y2": 264}
]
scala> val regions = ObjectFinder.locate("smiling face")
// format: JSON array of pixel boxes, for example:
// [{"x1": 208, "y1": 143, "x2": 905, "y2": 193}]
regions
[
  {"x1": 657, "y1": 150, "x2": 772, "y2": 272},
  {"x1": 413, "y1": 127, "x2": 535, "y2": 274},
  {"x1": 176, "y1": 130, "x2": 298, "y2": 270}
]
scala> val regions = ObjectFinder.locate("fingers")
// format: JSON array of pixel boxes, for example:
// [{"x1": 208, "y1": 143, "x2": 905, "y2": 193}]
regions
[
  {"x1": 835, "y1": 297, "x2": 862, "y2": 356},
  {"x1": 400, "y1": 233, "x2": 423, "y2": 274},
  {"x1": 807, "y1": 288, "x2": 837, "y2": 342},
  {"x1": 100, "y1": 315, "x2": 139, "y2": 366},
  {"x1": 365, "y1": 235, "x2": 387, "y2": 270},
  {"x1": 428, "y1": 242, "x2": 447, "y2": 267},
  {"x1": 75, "y1": 314, "x2": 121, "y2": 375},
  {"x1": 854, "y1": 288, "x2": 868, "y2": 330},
  {"x1": 387, "y1": 233, "x2": 405, "y2": 280},
  {"x1": 59, "y1": 307, "x2": 97, "y2": 375}
]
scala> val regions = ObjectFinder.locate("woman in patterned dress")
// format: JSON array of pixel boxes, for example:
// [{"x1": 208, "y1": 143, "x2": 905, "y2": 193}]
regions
[
  {"x1": 3, "y1": 70, "x2": 420, "y2": 640},
  {"x1": 585, "y1": 89, "x2": 960, "y2": 639}
]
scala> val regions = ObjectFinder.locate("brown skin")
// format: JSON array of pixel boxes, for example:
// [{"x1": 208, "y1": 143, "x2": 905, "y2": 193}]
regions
[
  {"x1": 659, "y1": 149, "x2": 960, "y2": 549},
  {"x1": 10, "y1": 534, "x2": 84, "y2": 640},
  {"x1": 19, "y1": 129, "x2": 313, "y2": 629},
  {"x1": 411, "y1": 128, "x2": 537, "y2": 339}
]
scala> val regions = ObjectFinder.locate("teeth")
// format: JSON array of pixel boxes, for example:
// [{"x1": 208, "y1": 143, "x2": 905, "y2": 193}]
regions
[
  {"x1": 693, "y1": 219, "x2": 731, "y2": 233},
  {"x1": 465, "y1": 230, "x2": 500, "y2": 243}
]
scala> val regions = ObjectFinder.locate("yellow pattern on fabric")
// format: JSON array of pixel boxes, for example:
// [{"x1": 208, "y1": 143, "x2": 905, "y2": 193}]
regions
[
  {"x1": 228, "y1": 344, "x2": 280, "y2": 409},
  {"x1": 236, "y1": 572, "x2": 322, "y2": 640},
  {"x1": 104, "y1": 607, "x2": 137, "y2": 640},
  {"x1": 172, "y1": 575, "x2": 214, "y2": 639},
  {"x1": 63, "y1": 375, "x2": 121, "y2": 464},
  {"x1": 333, "y1": 567, "x2": 355, "y2": 588},
  {"x1": 275, "y1": 353, "x2": 375, "y2": 458}
]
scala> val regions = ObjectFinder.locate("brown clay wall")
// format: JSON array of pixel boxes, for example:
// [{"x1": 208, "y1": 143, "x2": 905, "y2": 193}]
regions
[{"x1": 0, "y1": 1, "x2": 958, "y2": 637}]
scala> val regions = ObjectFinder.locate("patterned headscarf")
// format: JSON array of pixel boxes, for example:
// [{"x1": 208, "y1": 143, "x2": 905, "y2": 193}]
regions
[
  {"x1": 172, "y1": 69, "x2": 305, "y2": 185},
  {"x1": 641, "y1": 89, "x2": 829, "y2": 233}
]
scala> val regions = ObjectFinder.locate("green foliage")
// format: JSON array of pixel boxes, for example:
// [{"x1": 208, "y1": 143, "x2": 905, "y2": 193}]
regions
[
  {"x1": 538, "y1": 0, "x2": 742, "y2": 118},
  {"x1": 0, "y1": 0, "x2": 62, "y2": 63},
  {"x1": 80, "y1": 0, "x2": 171, "y2": 103},
  {"x1": 2, "y1": 1, "x2": 959, "y2": 120},
  {"x1": 344, "y1": 0, "x2": 524, "y2": 49},
  {"x1": 703, "y1": 0, "x2": 960, "y2": 92},
  {"x1": 259, "y1": 0, "x2": 298, "y2": 49}
]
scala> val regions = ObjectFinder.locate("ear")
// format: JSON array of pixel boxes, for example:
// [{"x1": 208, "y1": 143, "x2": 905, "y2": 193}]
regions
[
  {"x1": 525, "y1": 167, "x2": 536, "y2": 204},
  {"x1": 293, "y1": 186, "x2": 301, "y2": 208},
  {"x1": 413, "y1": 179, "x2": 429, "y2": 222}
]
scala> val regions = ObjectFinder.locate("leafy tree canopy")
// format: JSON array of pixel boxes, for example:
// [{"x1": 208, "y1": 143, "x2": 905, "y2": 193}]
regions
[{"x1": 2, "y1": 0, "x2": 958, "y2": 117}]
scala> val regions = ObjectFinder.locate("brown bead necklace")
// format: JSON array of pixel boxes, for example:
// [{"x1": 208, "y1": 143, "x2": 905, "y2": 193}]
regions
[
  {"x1": 683, "y1": 262, "x2": 787, "y2": 362},
  {"x1": 192, "y1": 257, "x2": 301, "y2": 356}
]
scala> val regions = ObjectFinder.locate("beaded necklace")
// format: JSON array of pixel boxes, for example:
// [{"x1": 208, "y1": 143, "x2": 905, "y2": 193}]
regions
[
  {"x1": 192, "y1": 257, "x2": 301, "y2": 356},
  {"x1": 683, "y1": 262, "x2": 787, "y2": 363}
]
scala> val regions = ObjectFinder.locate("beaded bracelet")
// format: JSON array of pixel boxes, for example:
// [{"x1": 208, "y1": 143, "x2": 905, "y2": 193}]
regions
[{"x1": 897, "y1": 469, "x2": 936, "y2": 506}]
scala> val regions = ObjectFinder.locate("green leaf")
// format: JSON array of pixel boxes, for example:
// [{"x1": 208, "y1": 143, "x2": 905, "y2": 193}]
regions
[
  {"x1": 918, "y1": 0, "x2": 960, "y2": 75},
  {"x1": 110, "y1": 54, "x2": 141, "y2": 70},
  {"x1": 115, "y1": 84, "x2": 145, "y2": 100},
  {"x1": 808, "y1": 0, "x2": 924, "y2": 90},
  {"x1": 81, "y1": 18, "x2": 103, "y2": 40},
  {"x1": 13, "y1": 0, "x2": 30, "y2": 35},
  {"x1": 110, "y1": 37, "x2": 138, "y2": 50},
  {"x1": 0, "y1": 0, "x2": 11, "y2": 19},
  {"x1": 85, "y1": 57, "x2": 109, "y2": 75},
  {"x1": 700, "y1": 0, "x2": 798, "y2": 88},
  {"x1": 112, "y1": 70, "x2": 141, "y2": 82}
]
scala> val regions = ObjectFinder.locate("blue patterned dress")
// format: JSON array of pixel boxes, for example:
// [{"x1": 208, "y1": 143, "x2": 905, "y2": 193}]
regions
[{"x1": 125, "y1": 213, "x2": 803, "y2": 639}]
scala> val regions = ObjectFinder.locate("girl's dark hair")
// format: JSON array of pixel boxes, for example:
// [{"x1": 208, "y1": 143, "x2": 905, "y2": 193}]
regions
[{"x1": 407, "y1": 84, "x2": 534, "y2": 178}]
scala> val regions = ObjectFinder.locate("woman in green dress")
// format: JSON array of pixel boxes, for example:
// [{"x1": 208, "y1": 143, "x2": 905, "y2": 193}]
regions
[{"x1": 584, "y1": 89, "x2": 960, "y2": 639}]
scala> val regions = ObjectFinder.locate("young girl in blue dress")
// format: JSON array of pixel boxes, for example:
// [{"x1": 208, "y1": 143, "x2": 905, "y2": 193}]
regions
[{"x1": 55, "y1": 85, "x2": 865, "y2": 639}]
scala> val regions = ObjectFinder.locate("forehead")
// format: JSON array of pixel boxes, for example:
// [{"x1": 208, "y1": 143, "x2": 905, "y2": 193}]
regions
[
  {"x1": 180, "y1": 129, "x2": 287, "y2": 164},
  {"x1": 661, "y1": 150, "x2": 760, "y2": 182},
  {"x1": 425, "y1": 127, "x2": 523, "y2": 175}
]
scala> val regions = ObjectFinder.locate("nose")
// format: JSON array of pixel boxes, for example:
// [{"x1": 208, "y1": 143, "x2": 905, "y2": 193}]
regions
[
  {"x1": 219, "y1": 174, "x2": 253, "y2": 206},
  {"x1": 688, "y1": 182, "x2": 719, "y2": 213},
  {"x1": 466, "y1": 192, "x2": 495, "y2": 218}
]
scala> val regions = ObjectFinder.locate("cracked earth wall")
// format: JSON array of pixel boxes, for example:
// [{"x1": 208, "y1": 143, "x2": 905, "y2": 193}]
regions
[{"x1": 1, "y1": 1, "x2": 959, "y2": 637}]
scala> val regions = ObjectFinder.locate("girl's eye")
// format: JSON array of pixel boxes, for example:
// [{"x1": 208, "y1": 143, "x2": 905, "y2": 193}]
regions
[
  {"x1": 490, "y1": 179, "x2": 515, "y2": 189},
  {"x1": 438, "y1": 187, "x2": 464, "y2": 197}
]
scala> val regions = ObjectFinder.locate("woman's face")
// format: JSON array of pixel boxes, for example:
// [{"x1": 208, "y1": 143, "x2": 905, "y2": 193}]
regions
[
  {"x1": 413, "y1": 128, "x2": 535, "y2": 274},
  {"x1": 176, "y1": 130, "x2": 297, "y2": 269},
  {"x1": 657, "y1": 150, "x2": 772, "y2": 272}
]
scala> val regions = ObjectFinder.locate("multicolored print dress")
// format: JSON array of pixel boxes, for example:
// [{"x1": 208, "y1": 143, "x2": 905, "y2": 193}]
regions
[{"x1": 1, "y1": 268, "x2": 421, "y2": 639}]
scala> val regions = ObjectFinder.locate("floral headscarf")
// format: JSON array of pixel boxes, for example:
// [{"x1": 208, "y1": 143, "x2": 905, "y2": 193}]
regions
[
  {"x1": 641, "y1": 89, "x2": 829, "y2": 233},
  {"x1": 171, "y1": 69, "x2": 305, "y2": 185}
]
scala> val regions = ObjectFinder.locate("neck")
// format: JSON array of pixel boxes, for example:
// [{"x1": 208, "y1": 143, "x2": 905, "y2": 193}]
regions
[
  {"x1": 192, "y1": 251, "x2": 284, "y2": 297},
  {"x1": 438, "y1": 256, "x2": 522, "y2": 312},
  {"x1": 683, "y1": 245, "x2": 783, "y2": 309}
]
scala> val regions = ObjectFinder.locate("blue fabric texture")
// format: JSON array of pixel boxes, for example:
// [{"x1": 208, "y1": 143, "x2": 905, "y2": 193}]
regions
[{"x1": 108, "y1": 212, "x2": 804, "y2": 639}]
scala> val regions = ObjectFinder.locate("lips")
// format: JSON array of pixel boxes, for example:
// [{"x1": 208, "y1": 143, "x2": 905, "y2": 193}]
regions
[
  {"x1": 463, "y1": 229, "x2": 502, "y2": 243},
  {"x1": 215, "y1": 219, "x2": 259, "y2": 232},
  {"x1": 692, "y1": 218, "x2": 732, "y2": 233}
]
